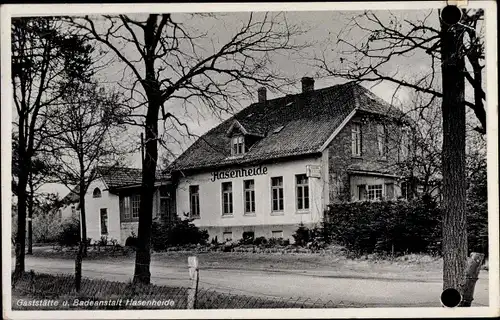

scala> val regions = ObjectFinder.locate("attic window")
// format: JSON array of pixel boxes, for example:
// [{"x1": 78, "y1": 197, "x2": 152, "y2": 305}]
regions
[
  {"x1": 231, "y1": 136, "x2": 245, "y2": 155},
  {"x1": 93, "y1": 188, "x2": 102, "y2": 198},
  {"x1": 273, "y1": 125, "x2": 285, "y2": 134}
]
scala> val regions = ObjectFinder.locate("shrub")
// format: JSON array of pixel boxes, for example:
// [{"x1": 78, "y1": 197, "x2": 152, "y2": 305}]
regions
[
  {"x1": 98, "y1": 236, "x2": 109, "y2": 246},
  {"x1": 253, "y1": 236, "x2": 268, "y2": 246},
  {"x1": 268, "y1": 237, "x2": 289, "y2": 246},
  {"x1": 292, "y1": 223, "x2": 310, "y2": 246},
  {"x1": 57, "y1": 217, "x2": 81, "y2": 247},
  {"x1": 151, "y1": 217, "x2": 209, "y2": 251},
  {"x1": 325, "y1": 198, "x2": 441, "y2": 256},
  {"x1": 125, "y1": 235, "x2": 138, "y2": 248},
  {"x1": 33, "y1": 211, "x2": 62, "y2": 243},
  {"x1": 238, "y1": 231, "x2": 255, "y2": 245}
]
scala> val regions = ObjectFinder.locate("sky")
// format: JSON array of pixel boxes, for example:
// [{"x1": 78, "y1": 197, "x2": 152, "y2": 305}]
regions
[{"x1": 33, "y1": 8, "x2": 485, "y2": 198}]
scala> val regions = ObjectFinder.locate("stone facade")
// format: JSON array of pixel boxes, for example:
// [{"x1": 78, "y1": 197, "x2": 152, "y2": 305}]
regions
[{"x1": 327, "y1": 112, "x2": 406, "y2": 203}]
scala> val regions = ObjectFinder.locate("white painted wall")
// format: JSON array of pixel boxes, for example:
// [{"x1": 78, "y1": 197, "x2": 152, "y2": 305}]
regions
[
  {"x1": 176, "y1": 157, "x2": 326, "y2": 232},
  {"x1": 84, "y1": 179, "x2": 120, "y2": 243}
]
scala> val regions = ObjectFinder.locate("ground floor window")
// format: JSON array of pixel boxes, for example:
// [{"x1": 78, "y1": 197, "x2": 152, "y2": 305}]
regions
[
  {"x1": 222, "y1": 182, "x2": 233, "y2": 215},
  {"x1": 189, "y1": 185, "x2": 200, "y2": 218},
  {"x1": 271, "y1": 177, "x2": 284, "y2": 212},
  {"x1": 100, "y1": 208, "x2": 108, "y2": 235},
  {"x1": 296, "y1": 174, "x2": 309, "y2": 211},
  {"x1": 244, "y1": 179, "x2": 255, "y2": 214},
  {"x1": 367, "y1": 184, "x2": 383, "y2": 200}
]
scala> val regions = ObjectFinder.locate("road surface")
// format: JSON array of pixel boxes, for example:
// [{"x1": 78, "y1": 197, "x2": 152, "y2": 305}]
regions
[{"x1": 14, "y1": 255, "x2": 490, "y2": 307}]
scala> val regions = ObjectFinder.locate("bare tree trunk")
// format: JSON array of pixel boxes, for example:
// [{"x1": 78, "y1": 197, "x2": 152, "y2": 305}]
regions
[
  {"x1": 14, "y1": 141, "x2": 29, "y2": 278},
  {"x1": 133, "y1": 111, "x2": 158, "y2": 284},
  {"x1": 27, "y1": 174, "x2": 34, "y2": 255},
  {"x1": 75, "y1": 177, "x2": 88, "y2": 291},
  {"x1": 133, "y1": 15, "x2": 162, "y2": 285},
  {"x1": 440, "y1": 21, "x2": 468, "y2": 293}
]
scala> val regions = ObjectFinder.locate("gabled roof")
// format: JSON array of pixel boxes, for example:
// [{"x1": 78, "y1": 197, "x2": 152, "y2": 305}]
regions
[
  {"x1": 97, "y1": 166, "x2": 171, "y2": 190},
  {"x1": 169, "y1": 82, "x2": 406, "y2": 172}
]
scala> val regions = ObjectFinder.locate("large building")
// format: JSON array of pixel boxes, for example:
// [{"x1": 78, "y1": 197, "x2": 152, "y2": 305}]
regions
[{"x1": 168, "y1": 78, "x2": 411, "y2": 242}]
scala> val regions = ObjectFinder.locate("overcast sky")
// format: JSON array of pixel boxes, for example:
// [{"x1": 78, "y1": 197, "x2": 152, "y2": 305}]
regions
[{"x1": 35, "y1": 8, "x2": 484, "y2": 197}]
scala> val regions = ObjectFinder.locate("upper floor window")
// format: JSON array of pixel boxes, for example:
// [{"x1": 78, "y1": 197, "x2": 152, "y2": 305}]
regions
[
  {"x1": 189, "y1": 185, "x2": 200, "y2": 218},
  {"x1": 93, "y1": 187, "x2": 102, "y2": 198},
  {"x1": 351, "y1": 123, "x2": 362, "y2": 157},
  {"x1": 296, "y1": 174, "x2": 309, "y2": 211},
  {"x1": 231, "y1": 136, "x2": 245, "y2": 155},
  {"x1": 377, "y1": 124, "x2": 387, "y2": 157}
]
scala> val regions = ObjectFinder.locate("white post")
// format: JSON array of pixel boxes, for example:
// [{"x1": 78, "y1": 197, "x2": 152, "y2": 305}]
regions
[{"x1": 187, "y1": 256, "x2": 199, "y2": 309}]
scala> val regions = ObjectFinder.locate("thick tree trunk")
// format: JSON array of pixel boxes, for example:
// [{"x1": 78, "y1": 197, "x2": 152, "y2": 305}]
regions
[
  {"x1": 440, "y1": 22, "x2": 468, "y2": 293},
  {"x1": 75, "y1": 178, "x2": 88, "y2": 291},
  {"x1": 133, "y1": 108, "x2": 158, "y2": 284},
  {"x1": 14, "y1": 136, "x2": 30, "y2": 278},
  {"x1": 14, "y1": 172, "x2": 28, "y2": 278},
  {"x1": 133, "y1": 14, "x2": 162, "y2": 285}
]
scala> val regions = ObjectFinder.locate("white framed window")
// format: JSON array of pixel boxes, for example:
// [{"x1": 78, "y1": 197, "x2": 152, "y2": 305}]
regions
[
  {"x1": 271, "y1": 230, "x2": 283, "y2": 238},
  {"x1": 189, "y1": 185, "x2": 200, "y2": 218},
  {"x1": 377, "y1": 124, "x2": 387, "y2": 157},
  {"x1": 100, "y1": 208, "x2": 108, "y2": 235},
  {"x1": 244, "y1": 180, "x2": 255, "y2": 214},
  {"x1": 131, "y1": 195, "x2": 140, "y2": 218},
  {"x1": 271, "y1": 177, "x2": 284, "y2": 212},
  {"x1": 351, "y1": 123, "x2": 362, "y2": 156},
  {"x1": 223, "y1": 231, "x2": 233, "y2": 242},
  {"x1": 296, "y1": 174, "x2": 309, "y2": 211},
  {"x1": 231, "y1": 136, "x2": 245, "y2": 155},
  {"x1": 93, "y1": 187, "x2": 102, "y2": 198},
  {"x1": 120, "y1": 196, "x2": 131, "y2": 219},
  {"x1": 367, "y1": 185, "x2": 383, "y2": 200},
  {"x1": 222, "y1": 182, "x2": 233, "y2": 215}
]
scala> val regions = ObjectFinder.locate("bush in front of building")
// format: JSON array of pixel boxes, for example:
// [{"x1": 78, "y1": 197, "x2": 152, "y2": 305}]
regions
[
  {"x1": 151, "y1": 217, "x2": 209, "y2": 251},
  {"x1": 324, "y1": 196, "x2": 442, "y2": 256},
  {"x1": 57, "y1": 216, "x2": 81, "y2": 247}
]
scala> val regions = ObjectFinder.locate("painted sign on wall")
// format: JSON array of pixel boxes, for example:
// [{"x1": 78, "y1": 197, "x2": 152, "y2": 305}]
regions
[{"x1": 211, "y1": 165, "x2": 268, "y2": 182}]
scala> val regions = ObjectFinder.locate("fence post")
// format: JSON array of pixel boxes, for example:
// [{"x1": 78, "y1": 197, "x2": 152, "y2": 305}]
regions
[
  {"x1": 460, "y1": 252, "x2": 485, "y2": 307},
  {"x1": 187, "y1": 256, "x2": 199, "y2": 309}
]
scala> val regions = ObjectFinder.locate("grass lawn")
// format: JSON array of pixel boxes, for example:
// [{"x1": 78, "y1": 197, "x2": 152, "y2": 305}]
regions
[{"x1": 11, "y1": 272, "x2": 345, "y2": 310}]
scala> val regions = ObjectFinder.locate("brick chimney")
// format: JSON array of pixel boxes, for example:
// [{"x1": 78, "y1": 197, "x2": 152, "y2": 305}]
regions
[
  {"x1": 257, "y1": 87, "x2": 267, "y2": 103},
  {"x1": 301, "y1": 77, "x2": 315, "y2": 93}
]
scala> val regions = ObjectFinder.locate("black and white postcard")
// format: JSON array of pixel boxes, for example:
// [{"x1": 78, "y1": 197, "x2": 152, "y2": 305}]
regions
[{"x1": 1, "y1": 1, "x2": 498, "y2": 319}]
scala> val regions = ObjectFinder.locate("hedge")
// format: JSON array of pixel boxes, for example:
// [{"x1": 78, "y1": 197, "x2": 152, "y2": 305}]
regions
[{"x1": 323, "y1": 196, "x2": 488, "y2": 256}]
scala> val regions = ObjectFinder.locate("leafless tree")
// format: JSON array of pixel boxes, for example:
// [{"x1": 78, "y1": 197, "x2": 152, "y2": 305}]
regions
[
  {"x1": 44, "y1": 81, "x2": 130, "y2": 291},
  {"x1": 11, "y1": 17, "x2": 94, "y2": 278},
  {"x1": 314, "y1": 8, "x2": 486, "y2": 301},
  {"x1": 66, "y1": 12, "x2": 307, "y2": 284}
]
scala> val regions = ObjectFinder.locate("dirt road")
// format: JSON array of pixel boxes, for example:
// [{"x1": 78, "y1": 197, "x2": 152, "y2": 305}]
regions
[{"x1": 17, "y1": 255, "x2": 489, "y2": 307}]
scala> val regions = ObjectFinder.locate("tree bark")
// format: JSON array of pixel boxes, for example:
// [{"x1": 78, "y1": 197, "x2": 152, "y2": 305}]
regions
[
  {"x1": 133, "y1": 108, "x2": 158, "y2": 284},
  {"x1": 133, "y1": 14, "x2": 162, "y2": 285},
  {"x1": 459, "y1": 252, "x2": 485, "y2": 307},
  {"x1": 27, "y1": 173, "x2": 34, "y2": 255},
  {"x1": 440, "y1": 22, "x2": 468, "y2": 293},
  {"x1": 14, "y1": 138, "x2": 30, "y2": 279},
  {"x1": 75, "y1": 176, "x2": 88, "y2": 291}
]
